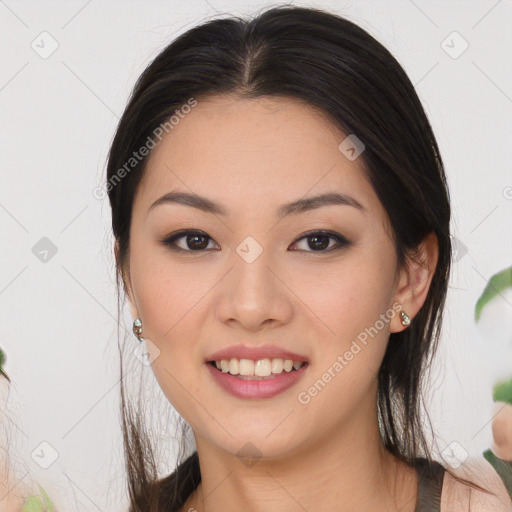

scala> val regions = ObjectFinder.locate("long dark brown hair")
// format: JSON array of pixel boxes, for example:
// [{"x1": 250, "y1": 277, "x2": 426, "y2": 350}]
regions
[{"x1": 105, "y1": 5, "x2": 496, "y2": 511}]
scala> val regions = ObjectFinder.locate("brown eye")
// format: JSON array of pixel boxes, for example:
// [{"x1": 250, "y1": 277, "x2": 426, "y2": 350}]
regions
[
  {"x1": 161, "y1": 230, "x2": 218, "y2": 252},
  {"x1": 289, "y1": 231, "x2": 350, "y2": 253}
]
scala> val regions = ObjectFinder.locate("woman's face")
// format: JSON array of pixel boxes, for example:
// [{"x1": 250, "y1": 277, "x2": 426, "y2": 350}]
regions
[{"x1": 124, "y1": 95, "x2": 408, "y2": 459}]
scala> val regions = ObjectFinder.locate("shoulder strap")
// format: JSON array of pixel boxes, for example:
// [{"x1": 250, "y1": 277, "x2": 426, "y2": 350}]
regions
[{"x1": 414, "y1": 458, "x2": 445, "y2": 512}]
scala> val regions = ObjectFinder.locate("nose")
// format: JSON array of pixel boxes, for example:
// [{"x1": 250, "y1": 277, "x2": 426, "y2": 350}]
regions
[{"x1": 215, "y1": 250, "x2": 294, "y2": 331}]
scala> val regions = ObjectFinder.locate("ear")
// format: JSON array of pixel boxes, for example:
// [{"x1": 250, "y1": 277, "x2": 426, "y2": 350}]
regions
[
  {"x1": 114, "y1": 239, "x2": 138, "y2": 321},
  {"x1": 390, "y1": 231, "x2": 439, "y2": 333}
]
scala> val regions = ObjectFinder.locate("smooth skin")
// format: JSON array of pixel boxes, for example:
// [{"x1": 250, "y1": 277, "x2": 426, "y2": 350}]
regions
[{"x1": 119, "y1": 94, "x2": 487, "y2": 512}]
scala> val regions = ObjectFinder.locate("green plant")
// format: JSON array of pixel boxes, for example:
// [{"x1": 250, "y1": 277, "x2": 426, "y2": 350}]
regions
[
  {"x1": 475, "y1": 266, "x2": 512, "y2": 322},
  {"x1": 0, "y1": 347, "x2": 10, "y2": 382},
  {"x1": 20, "y1": 486, "x2": 56, "y2": 512},
  {"x1": 1, "y1": 350, "x2": 58, "y2": 510},
  {"x1": 475, "y1": 265, "x2": 512, "y2": 499}
]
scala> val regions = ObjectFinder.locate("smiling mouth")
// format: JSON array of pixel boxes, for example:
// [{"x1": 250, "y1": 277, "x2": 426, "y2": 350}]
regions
[{"x1": 207, "y1": 360, "x2": 309, "y2": 380}]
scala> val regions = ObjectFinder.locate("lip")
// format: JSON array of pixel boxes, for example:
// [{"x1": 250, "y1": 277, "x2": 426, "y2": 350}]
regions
[
  {"x1": 205, "y1": 361, "x2": 309, "y2": 399},
  {"x1": 205, "y1": 345, "x2": 309, "y2": 364}
]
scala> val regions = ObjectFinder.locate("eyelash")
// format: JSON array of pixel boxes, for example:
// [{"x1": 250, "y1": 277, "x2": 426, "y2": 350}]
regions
[{"x1": 160, "y1": 229, "x2": 350, "y2": 255}]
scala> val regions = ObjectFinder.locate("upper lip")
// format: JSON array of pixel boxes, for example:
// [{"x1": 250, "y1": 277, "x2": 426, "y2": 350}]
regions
[{"x1": 205, "y1": 345, "x2": 309, "y2": 363}]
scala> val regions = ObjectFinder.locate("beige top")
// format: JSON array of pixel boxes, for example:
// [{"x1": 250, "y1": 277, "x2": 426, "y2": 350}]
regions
[{"x1": 440, "y1": 456, "x2": 512, "y2": 511}]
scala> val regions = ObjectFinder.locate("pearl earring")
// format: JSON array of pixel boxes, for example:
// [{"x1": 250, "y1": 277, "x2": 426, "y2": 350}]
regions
[
  {"x1": 133, "y1": 317, "x2": 144, "y2": 342},
  {"x1": 400, "y1": 311, "x2": 411, "y2": 326}
]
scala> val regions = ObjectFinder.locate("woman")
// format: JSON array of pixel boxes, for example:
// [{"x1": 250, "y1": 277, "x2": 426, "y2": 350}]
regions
[{"x1": 105, "y1": 5, "x2": 511, "y2": 511}]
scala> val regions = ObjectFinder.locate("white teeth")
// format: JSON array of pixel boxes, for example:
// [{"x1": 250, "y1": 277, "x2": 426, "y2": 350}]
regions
[
  {"x1": 239, "y1": 359, "x2": 253, "y2": 376},
  {"x1": 213, "y1": 357, "x2": 306, "y2": 377},
  {"x1": 271, "y1": 358, "x2": 283, "y2": 373},
  {"x1": 254, "y1": 359, "x2": 271, "y2": 377},
  {"x1": 229, "y1": 358, "x2": 239, "y2": 375}
]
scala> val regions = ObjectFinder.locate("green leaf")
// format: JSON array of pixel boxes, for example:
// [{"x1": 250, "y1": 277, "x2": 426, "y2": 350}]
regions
[
  {"x1": 39, "y1": 486, "x2": 56, "y2": 512},
  {"x1": 494, "y1": 378, "x2": 512, "y2": 404},
  {"x1": 0, "y1": 346, "x2": 11, "y2": 382},
  {"x1": 20, "y1": 487, "x2": 56, "y2": 512},
  {"x1": 475, "y1": 266, "x2": 512, "y2": 322},
  {"x1": 21, "y1": 495, "x2": 44, "y2": 512}
]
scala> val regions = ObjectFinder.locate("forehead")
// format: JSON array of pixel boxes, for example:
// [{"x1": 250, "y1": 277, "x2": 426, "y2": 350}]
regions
[{"x1": 134, "y1": 95, "x2": 379, "y2": 218}]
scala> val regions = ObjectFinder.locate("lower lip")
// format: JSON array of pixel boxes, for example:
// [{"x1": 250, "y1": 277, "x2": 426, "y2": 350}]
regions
[{"x1": 205, "y1": 362, "x2": 309, "y2": 399}]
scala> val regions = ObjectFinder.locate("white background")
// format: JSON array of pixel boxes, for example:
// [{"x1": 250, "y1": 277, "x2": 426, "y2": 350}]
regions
[{"x1": 1, "y1": 1, "x2": 511, "y2": 511}]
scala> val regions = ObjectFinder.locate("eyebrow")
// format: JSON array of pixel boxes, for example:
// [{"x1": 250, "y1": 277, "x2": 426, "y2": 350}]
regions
[{"x1": 148, "y1": 190, "x2": 365, "y2": 218}]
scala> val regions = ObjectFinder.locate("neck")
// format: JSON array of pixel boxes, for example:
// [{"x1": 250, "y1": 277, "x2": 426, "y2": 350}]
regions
[{"x1": 186, "y1": 399, "x2": 418, "y2": 512}]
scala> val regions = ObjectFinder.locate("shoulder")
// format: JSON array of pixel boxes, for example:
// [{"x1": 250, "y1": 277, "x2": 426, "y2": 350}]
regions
[{"x1": 441, "y1": 456, "x2": 512, "y2": 512}]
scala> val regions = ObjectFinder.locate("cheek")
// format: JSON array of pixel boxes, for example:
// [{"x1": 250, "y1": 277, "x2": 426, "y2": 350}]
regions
[
  {"x1": 289, "y1": 251, "x2": 396, "y2": 346},
  {"x1": 295, "y1": 274, "x2": 392, "y2": 431},
  {"x1": 130, "y1": 243, "x2": 213, "y2": 343},
  {"x1": 289, "y1": 247, "x2": 396, "y2": 407},
  {"x1": 128, "y1": 246, "x2": 226, "y2": 411}
]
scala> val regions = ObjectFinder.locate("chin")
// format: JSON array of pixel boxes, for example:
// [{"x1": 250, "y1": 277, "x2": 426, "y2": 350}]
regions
[{"x1": 207, "y1": 430, "x2": 306, "y2": 463}]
